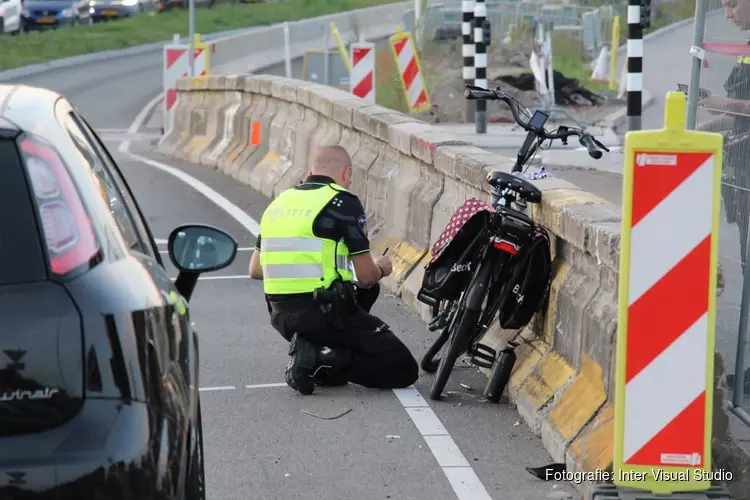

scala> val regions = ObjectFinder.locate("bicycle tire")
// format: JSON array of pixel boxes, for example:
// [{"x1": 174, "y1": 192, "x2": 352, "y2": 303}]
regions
[
  {"x1": 428, "y1": 259, "x2": 493, "y2": 400},
  {"x1": 420, "y1": 324, "x2": 450, "y2": 373},
  {"x1": 429, "y1": 307, "x2": 481, "y2": 400},
  {"x1": 421, "y1": 300, "x2": 457, "y2": 373}
]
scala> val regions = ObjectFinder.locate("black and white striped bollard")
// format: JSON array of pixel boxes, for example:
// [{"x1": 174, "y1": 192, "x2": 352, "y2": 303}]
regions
[
  {"x1": 474, "y1": 0, "x2": 487, "y2": 134},
  {"x1": 463, "y1": 0, "x2": 475, "y2": 122},
  {"x1": 627, "y1": 0, "x2": 643, "y2": 131}
]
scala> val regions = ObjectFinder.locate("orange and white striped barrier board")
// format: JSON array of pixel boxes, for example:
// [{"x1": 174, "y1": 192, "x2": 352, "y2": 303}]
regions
[
  {"x1": 163, "y1": 34, "x2": 212, "y2": 134},
  {"x1": 614, "y1": 91, "x2": 723, "y2": 494},
  {"x1": 350, "y1": 43, "x2": 375, "y2": 104},
  {"x1": 389, "y1": 27, "x2": 430, "y2": 114}
]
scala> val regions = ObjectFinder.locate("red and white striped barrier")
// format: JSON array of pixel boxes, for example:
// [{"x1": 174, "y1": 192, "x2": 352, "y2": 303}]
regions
[
  {"x1": 389, "y1": 29, "x2": 430, "y2": 114},
  {"x1": 350, "y1": 42, "x2": 375, "y2": 104},
  {"x1": 163, "y1": 40, "x2": 210, "y2": 134},
  {"x1": 615, "y1": 91, "x2": 723, "y2": 494},
  {"x1": 622, "y1": 151, "x2": 715, "y2": 469}
]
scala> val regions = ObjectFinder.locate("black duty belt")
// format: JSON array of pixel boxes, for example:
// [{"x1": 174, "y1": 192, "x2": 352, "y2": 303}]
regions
[{"x1": 268, "y1": 295, "x2": 316, "y2": 314}]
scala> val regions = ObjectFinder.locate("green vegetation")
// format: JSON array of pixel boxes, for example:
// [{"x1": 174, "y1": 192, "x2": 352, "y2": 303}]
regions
[
  {"x1": 375, "y1": 44, "x2": 409, "y2": 113},
  {"x1": 0, "y1": 0, "x2": 402, "y2": 71}
]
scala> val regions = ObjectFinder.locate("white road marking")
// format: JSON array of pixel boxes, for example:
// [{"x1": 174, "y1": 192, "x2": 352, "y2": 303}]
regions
[
  {"x1": 394, "y1": 387, "x2": 493, "y2": 499},
  {"x1": 122, "y1": 150, "x2": 262, "y2": 235},
  {"x1": 245, "y1": 383, "x2": 288, "y2": 389},
  {"x1": 199, "y1": 386, "x2": 236, "y2": 392},
  {"x1": 155, "y1": 238, "x2": 169, "y2": 244},
  {"x1": 122, "y1": 98, "x2": 494, "y2": 500},
  {"x1": 197, "y1": 275, "x2": 250, "y2": 281},
  {"x1": 159, "y1": 247, "x2": 255, "y2": 254},
  {"x1": 167, "y1": 275, "x2": 250, "y2": 281}
]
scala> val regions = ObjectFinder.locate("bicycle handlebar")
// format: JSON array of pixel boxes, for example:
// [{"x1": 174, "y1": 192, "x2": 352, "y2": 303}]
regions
[{"x1": 464, "y1": 85, "x2": 610, "y2": 159}]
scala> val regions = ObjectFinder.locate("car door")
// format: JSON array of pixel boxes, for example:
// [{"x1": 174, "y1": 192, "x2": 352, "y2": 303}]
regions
[
  {"x1": 60, "y1": 109, "x2": 198, "y2": 431},
  {"x1": 1, "y1": 0, "x2": 21, "y2": 31}
]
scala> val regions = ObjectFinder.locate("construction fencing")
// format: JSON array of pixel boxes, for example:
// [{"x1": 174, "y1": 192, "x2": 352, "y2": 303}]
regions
[
  {"x1": 401, "y1": 0, "x2": 623, "y2": 55},
  {"x1": 685, "y1": 0, "x2": 750, "y2": 427}
]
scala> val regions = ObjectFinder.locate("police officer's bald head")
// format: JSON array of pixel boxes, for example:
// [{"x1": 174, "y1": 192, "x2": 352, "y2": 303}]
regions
[{"x1": 311, "y1": 145, "x2": 353, "y2": 189}]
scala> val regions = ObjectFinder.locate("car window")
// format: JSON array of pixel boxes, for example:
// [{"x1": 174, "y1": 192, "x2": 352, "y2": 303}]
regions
[
  {"x1": 70, "y1": 113, "x2": 161, "y2": 261},
  {"x1": 60, "y1": 113, "x2": 148, "y2": 255}
]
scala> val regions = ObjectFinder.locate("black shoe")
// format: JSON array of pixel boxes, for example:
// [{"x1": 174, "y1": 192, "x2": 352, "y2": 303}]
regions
[{"x1": 285, "y1": 334, "x2": 319, "y2": 395}]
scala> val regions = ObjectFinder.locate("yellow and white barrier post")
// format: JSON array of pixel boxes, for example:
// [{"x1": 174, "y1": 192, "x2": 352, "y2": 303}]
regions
[
  {"x1": 389, "y1": 26, "x2": 431, "y2": 114},
  {"x1": 613, "y1": 92, "x2": 723, "y2": 495},
  {"x1": 609, "y1": 16, "x2": 620, "y2": 91},
  {"x1": 329, "y1": 22, "x2": 351, "y2": 73}
]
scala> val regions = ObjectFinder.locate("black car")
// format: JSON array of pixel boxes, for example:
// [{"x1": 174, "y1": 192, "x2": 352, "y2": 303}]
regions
[{"x1": 0, "y1": 84, "x2": 238, "y2": 498}]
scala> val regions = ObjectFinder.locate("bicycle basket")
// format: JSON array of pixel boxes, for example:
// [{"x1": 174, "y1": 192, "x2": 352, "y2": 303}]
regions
[
  {"x1": 417, "y1": 198, "x2": 493, "y2": 303},
  {"x1": 496, "y1": 226, "x2": 552, "y2": 330}
]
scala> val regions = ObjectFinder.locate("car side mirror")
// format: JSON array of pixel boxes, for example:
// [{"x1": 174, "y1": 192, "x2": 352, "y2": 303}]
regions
[{"x1": 167, "y1": 224, "x2": 238, "y2": 301}]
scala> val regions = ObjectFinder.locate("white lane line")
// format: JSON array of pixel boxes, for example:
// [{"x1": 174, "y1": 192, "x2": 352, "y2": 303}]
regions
[
  {"x1": 199, "y1": 386, "x2": 236, "y2": 392},
  {"x1": 158, "y1": 247, "x2": 255, "y2": 254},
  {"x1": 121, "y1": 102, "x2": 494, "y2": 500},
  {"x1": 394, "y1": 387, "x2": 493, "y2": 500},
  {"x1": 167, "y1": 275, "x2": 250, "y2": 281},
  {"x1": 245, "y1": 383, "x2": 288, "y2": 389},
  {"x1": 129, "y1": 92, "x2": 163, "y2": 135},
  {"x1": 122, "y1": 151, "x2": 262, "y2": 235},
  {"x1": 155, "y1": 238, "x2": 169, "y2": 244},
  {"x1": 197, "y1": 275, "x2": 250, "y2": 281}
]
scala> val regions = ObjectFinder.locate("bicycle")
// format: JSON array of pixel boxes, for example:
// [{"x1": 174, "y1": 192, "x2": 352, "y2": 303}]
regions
[{"x1": 417, "y1": 84, "x2": 610, "y2": 402}]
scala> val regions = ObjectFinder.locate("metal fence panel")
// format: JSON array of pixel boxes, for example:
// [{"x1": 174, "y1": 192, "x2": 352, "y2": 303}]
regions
[
  {"x1": 687, "y1": 0, "x2": 750, "y2": 426},
  {"x1": 404, "y1": 0, "x2": 622, "y2": 53}
]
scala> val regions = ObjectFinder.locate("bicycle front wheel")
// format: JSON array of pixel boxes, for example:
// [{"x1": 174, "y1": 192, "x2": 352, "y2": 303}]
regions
[{"x1": 428, "y1": 306, "x2": 481, "y2": 400}]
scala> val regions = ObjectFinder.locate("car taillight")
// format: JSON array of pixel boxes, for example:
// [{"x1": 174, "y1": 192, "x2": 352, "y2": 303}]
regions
[{"x1": 20, "y1": 137, "x2": 100, "y2": 277}]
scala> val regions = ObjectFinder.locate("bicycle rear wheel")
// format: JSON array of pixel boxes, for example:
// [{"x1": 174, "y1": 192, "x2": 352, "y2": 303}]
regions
[
  {"x1": 428, "y1": 307, "x2": 481, "y2": 400},
  {"x1": 428, "y1": 259, "x2": 493, "y2": 401},
  {"x1": 420, "y1": 300, "x2": 457, "y2": 373}
]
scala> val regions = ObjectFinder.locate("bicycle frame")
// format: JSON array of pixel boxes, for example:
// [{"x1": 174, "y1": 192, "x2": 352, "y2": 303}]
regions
[{"x1": 429, "y1": 213, "x2": 522, "y2": 358}]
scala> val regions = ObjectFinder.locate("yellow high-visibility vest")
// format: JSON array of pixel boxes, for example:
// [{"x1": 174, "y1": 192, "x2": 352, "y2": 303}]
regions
[{"x1": 259, "y1": 182, "x2": 355, "y2": 294}]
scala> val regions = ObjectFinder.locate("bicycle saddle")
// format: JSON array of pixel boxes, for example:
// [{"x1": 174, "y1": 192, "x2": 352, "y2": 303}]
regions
[{"x1": 486, "y1": 170, "x2": 542, "y2": 203}]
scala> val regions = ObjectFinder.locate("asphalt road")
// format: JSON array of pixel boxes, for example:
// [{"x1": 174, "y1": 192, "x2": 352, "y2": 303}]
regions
[
  {"x1": 9, "y1": 35, "x2": 580, "y2": 500},
  {"x1": 112, "y1": 136, "x2": 580, "y2": 500}
]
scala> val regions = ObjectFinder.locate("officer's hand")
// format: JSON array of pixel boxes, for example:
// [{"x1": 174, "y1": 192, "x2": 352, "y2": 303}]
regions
[
  {"x1": 374, "y1": 255, "x2": 393, "y2": 278},
  {"x1": 700, "y1": 96, "x2": 744, "y2": 115}
]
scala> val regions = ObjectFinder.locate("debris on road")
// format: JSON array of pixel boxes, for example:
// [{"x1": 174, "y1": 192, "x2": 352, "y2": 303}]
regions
[
  {"x1": 526, "y1": 462, "x2": 566, "y2": 481},
  {"x1": 301, "y1": 408, "x2": 352, "y2": 420}
]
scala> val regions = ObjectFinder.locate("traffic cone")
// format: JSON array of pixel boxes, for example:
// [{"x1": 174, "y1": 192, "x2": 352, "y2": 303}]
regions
[{"x1": 591, "y1": 44, "x2": 610, "y2": 84}]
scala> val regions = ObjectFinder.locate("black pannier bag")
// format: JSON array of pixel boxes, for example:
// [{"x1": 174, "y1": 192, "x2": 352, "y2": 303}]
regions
[
  {"x1": 417, "y1": 198, "x2": 494, "y2": 304},
  {"x1": 496, "y1": 225, "x2": 552, "y2": 330}
]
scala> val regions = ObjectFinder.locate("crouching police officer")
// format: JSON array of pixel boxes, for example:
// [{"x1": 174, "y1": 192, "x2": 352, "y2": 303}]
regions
[{"x1": 249, "y1": 145, "x2": 419, "y2": 395}]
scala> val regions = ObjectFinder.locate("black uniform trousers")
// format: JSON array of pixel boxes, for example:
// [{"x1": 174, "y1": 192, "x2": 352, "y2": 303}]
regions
[{"x1": 268, "y1": 284, "x2": 419, "y2": 390}]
